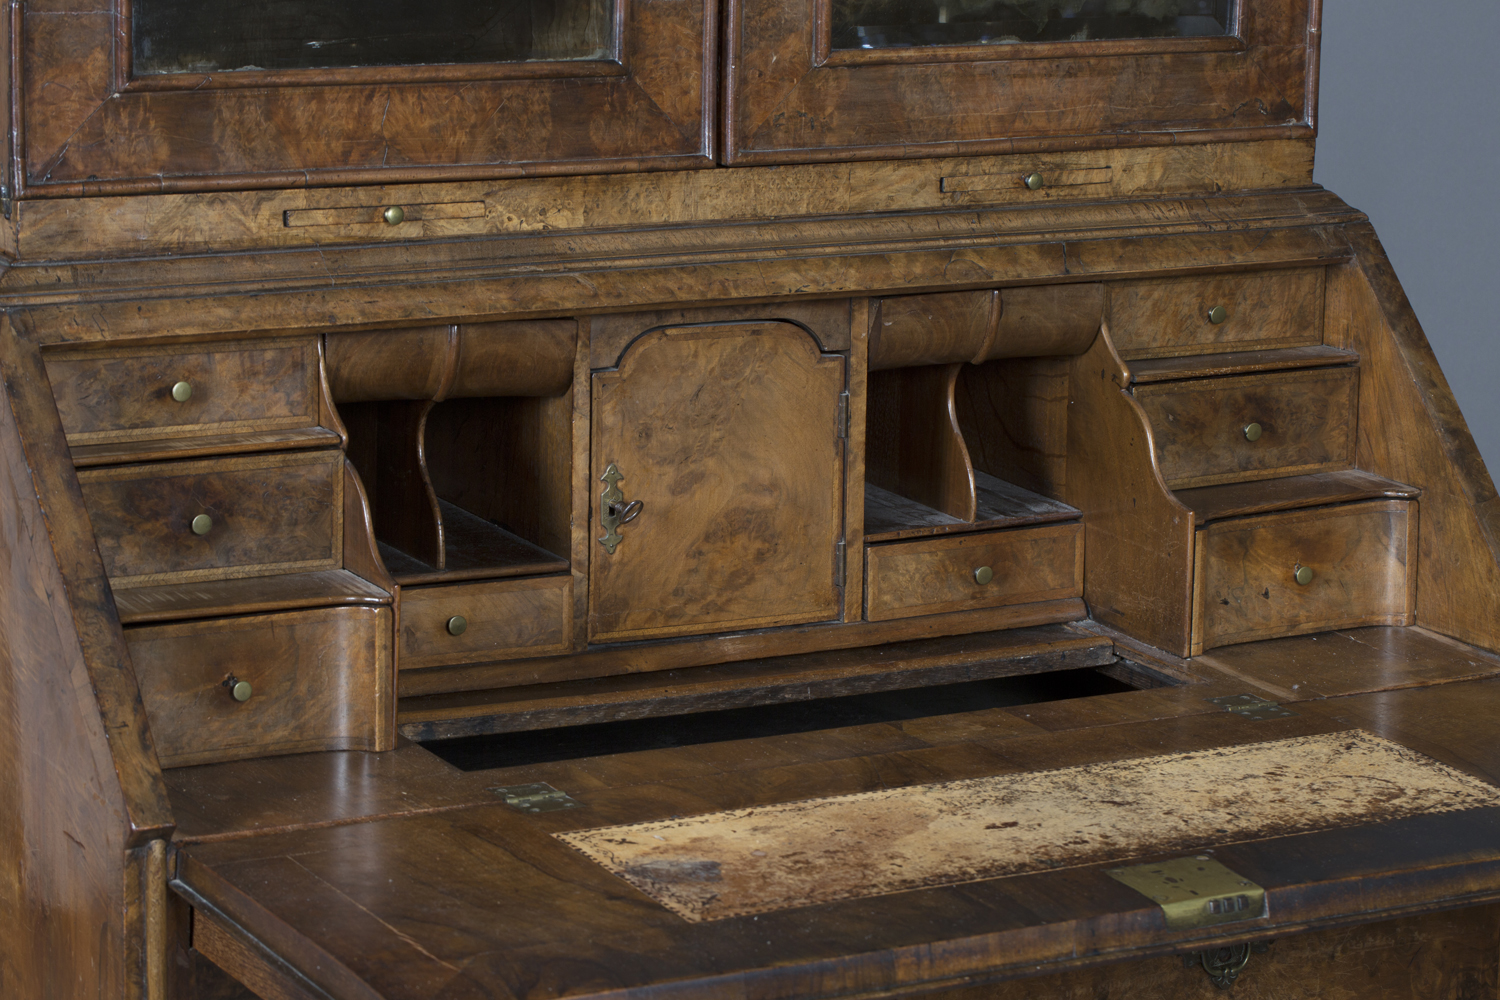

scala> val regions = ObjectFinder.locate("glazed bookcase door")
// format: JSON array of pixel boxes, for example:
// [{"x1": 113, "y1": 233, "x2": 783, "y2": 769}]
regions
[
  {"x1": 725, "y1": 0, "x2": 1314, "y2": 164},
  {"x1": 589, "y1": 323, "x2": 846, "y2": 642},
  {"x1": 19, "y1": 0, "x2": 713, "y2": 195}
]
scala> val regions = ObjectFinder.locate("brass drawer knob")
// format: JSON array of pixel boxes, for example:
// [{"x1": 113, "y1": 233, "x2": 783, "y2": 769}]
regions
[
  {"x1": 1207, "y1": 305, "x2": 1230, "y2": 325},
  {"x1": 224, "y1": 676, "x2": 253, "y2": 702},
  {"x1": 383, "y1": 206, "x2": 406, "y2": 225},
  {"x1": 1243, "y1": 422, "x2": 1263, "y2": 442},
  {"x1": 974, "y1": 566, "x2": 994, "y2": 585},
  {"x1": 447, "y1": 615, "x2": 469, "y2": 636},
  {"x1": 171, "y1": 380, "x2": 193, "y2": 402},
  {"x1": 1294, "y1": 564, "x2": 1314, "y2": 586},
  {"x1": 190, "y1": 513, "x2": 213, "y2": 535},
  {"x1": 1022, "y1": 172, "x2": 1044, "y2": 191}
]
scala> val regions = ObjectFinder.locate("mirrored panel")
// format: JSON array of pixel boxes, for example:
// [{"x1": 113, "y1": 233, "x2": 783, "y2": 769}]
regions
[
  {"x1": 132, "y1": 0, "x2": 614, "y2": 75},
  {"x1": 832, "y1": 0, "x2": 1234, "y2": 51}
]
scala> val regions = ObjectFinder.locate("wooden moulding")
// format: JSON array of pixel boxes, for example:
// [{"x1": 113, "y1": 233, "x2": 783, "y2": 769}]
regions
[
  {"x1": 870, "y1": 284, "x2": 1103, "y2": 371},
  {"x1": 325, "y1": 320, "x2": 575, "y2": 402}
]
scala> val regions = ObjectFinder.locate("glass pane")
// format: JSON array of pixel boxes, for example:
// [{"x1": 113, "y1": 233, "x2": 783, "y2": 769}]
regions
[
  {"x1": 132, "y1": 0, "x2": 613, "y2": 75},
  {"x1": 832, "y1": 0, "x2": 1233, "y2": 51}
]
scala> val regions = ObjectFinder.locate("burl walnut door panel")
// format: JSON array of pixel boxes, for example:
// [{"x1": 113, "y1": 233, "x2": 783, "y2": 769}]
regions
[{"x1": 589, "y1": 323, "x2": 845, "y2": 642}]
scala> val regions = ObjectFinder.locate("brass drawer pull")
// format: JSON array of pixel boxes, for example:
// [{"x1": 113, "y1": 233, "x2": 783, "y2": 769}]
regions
[
  {"x1": 598, "y1": 463, "x2": 644, "y2": 554},
  {"x1": 190, "y1": 513, "x2": 213, "y2": 536},
  {"x1": 974, "y1": 566, "x2": 994, "y2": 585},
  {"x1": 1243, "y1": 422, "x2": 1263, "y2": 442},
  {"x1": 1294, "y1": 564, "x2": 1314, "y2": 586},
  {"x1": 171, "y1": 380, "x2": 193, "y2": 402},
  {"x1": 223, "y1": 676, "x2": 253, "y2": 702},
  {"x1": 1022, "y1": 172, "x2": 1044, "y2": 191},
  {"x1": 382, "y1": 206, "x2": 406, "y2": 225},
  {"x1": 447, "y1": 615, "x2": 468, "y2": 636},
  {"x1": 1207, "y1": 305, "x2": 1230, "y2": 325}
]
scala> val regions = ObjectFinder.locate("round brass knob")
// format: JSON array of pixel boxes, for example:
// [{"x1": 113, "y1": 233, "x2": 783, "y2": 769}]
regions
[
  {"x1": 226, "y1": 678, "x2": 253, "y2": 702},
  {"x1": 1207, "y1": 305, "x2": 1230, "y2": 325},
  {"x1": 190, "y1": 514, "x2": 213, "y2": 536},
  {"x1": 383, "y1": 206, "x2": 406, "y2": 225},
  {"x1": 1244, "y1": 422, "x2": 1263, "y2": 442},
  {"x1": 447, "y1": 615, "x2": 468, "y2": 636},
  {"x1": 1022, "y1": 172, "x2": 1044, "y2": 191},
  {"x1": 171, "y1": 381, "x2": 193, "y2": 403},
  {"x1": 974, "y1": 566, "x2": 994, "y2": 585},
  {"x1": 1294, "y1": 564, "x2": 1314, "y2": 586}
]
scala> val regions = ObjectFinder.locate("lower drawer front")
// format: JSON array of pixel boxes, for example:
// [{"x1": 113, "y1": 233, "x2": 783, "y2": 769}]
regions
[
  {"x1": 865, "y1": 523, "x2": 1082, "y2": 622},
  {"x1": 1192, "y1": 500, "x2": 1416, "y2": 654},
  {"x1": 125, "y1": 605, "x2": 393, "y2": 768},
  {"x1": 399, "y1": 576, "x2": 573, "y2": 669}
]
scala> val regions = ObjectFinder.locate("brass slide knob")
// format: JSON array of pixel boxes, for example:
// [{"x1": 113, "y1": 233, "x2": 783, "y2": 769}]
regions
[
  {"x1": 191, "y1": 514, "x2": 213, "y2": 536},
  {"x1": 447, "y1": 615, "x2": 468, "y2": 636},
  {"x1": 171, "y1": 381, "x2": 193, "y2": 402},
  {"x1": 1022, "y1": 172, "x2": 1045, "y2": 191},
  {"x1": 1294, "y1": 564, "x2": 1314, "y2": 586},
  {"x1": 1243, "y1": 422, "x2": 1263, "y2": 442},
  {"x1": 1207, "y1": 305, "x2": 1230, "y2": 325},
  {"x1": 974, "y1": 566, "x2": 994, "y2": 585},
  {"x1": 224, "y1": 676, "x2": 253, "y2": 702},
  {"x1": 383, "y1": 206, "x2": 406, "y2": 225}
]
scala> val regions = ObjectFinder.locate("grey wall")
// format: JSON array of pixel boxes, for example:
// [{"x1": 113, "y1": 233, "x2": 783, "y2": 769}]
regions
[{"x1": 1314, "y1": 0, "x2": 1500, "y2": 482}]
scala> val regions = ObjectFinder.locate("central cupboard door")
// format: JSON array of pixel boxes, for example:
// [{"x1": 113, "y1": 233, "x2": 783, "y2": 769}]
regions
[{"x1": 590, "y1": 323, "x2": 846, "y2": 641}]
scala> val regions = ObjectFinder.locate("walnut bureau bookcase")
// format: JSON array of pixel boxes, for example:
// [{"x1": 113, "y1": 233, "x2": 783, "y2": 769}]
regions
[{"x1": 7, "y1": 1, "x2": 1500, "y2": 998}]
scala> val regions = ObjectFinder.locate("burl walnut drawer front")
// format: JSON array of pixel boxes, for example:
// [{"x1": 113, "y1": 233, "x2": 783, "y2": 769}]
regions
[
  {"x1": 46, "y1": 337, "x2": 321, "y2": 445},
  {"x1": 1191, "y1": 500, "x2": 1416, "y2": 654},
  {"x1": 78, "y1": 451, "x2": 342, "y2": 587},
  {"x1": 1134, "y1": 367, "x2": 1357, "y2": 490},
  {"x1": 125, "y1": 605, "x2": 393, "y2": 768},
  {"x1": 1109, "y1": 269, "x2": 1325, "y2": 361},
  {"x1": 865, "y1": 523, "x2": 1082, "y2": 622},
  {"x1": 399, "y1": 576, "x2": 573, "y2": 669}
]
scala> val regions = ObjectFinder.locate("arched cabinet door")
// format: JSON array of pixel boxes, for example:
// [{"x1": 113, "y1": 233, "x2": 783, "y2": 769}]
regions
[{"x1": 589, "y1": 322, "x2": 846, "y2": 642}]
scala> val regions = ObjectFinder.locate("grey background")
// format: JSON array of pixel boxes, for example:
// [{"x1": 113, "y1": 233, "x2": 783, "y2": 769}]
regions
[{"x1": 1314, "y1": 0, "x2": 1500, "y2": 482}]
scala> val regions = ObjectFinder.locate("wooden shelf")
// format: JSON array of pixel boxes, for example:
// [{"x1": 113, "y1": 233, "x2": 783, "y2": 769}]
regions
[
  {"x1": 864, "y1": 470, "x2": 1079, "y2": 542},
  {"x1": 381, "y1": 500, "x2": 569, "y2": 586},
  {"x1": 114, "y1": 568, "x2": 389, "y2": 625},
  {"x1": 1175, "y1": 469, "x2": 1420, "y2": 523},
  {"x1": 71, "y1": 426, "x2": 342, "y2": 468},
  {"x1": 1128, "y1": 345, "x2": 1358, "y2": 384}
]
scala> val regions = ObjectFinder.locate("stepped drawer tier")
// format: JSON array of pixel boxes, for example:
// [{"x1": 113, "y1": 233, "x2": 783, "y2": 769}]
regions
[
  {"x1": 1135, "y1": 367, "x2": 1357, "y2": 490},
  {"x1": 1190, "y1": 500, "x2": 1417, "y2": 655},
  {"x1": 865, "y1": 523, "x2": 1083, "y2": 622},
  {"x1": 78, "y1": 450, "x2": 343, "y2": 588},
  {"x1": 125, "y1": 605, "x2": 393, "y2": 767},
  {"x1": 1109, "y1": 269, "x2": 1325, "y2": 361},
  {"x1": 399, "y1": 576, "x2": 573, "y2": 669},
  {"x1": 45, "y1": 337, "x2": 321, "y2": 446}
]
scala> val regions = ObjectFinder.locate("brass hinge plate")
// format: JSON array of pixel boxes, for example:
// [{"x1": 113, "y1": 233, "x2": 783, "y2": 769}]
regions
[
  {"x1": 834, "y1": 539, "x2": 846, "y2": 586},
  {"x1": 837, "y1": 390, "x2": 849, "y2": 439},
  {"x1": 1107, "y1": 855, "x2": 1266, "y2": 930},
  {"x1": 1208, "y1": 693, "x2": 1297, "y2": 720},
  {"x1": 492, "y1": 783, "x2": 582, "y2": 814}
]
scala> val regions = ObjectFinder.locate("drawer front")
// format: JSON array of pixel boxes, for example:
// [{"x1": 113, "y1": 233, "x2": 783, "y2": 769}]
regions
[
  {"x1": 1110, "y1": 269, "x2": 1324, "y2": 361},
  {"x1": 46, "y1": 337, "x2": 320, "y2": 445},
  {"x1": 126, "y1": 606, "x2": 393, "y2": 768},
  {"x1": 400, "y1": 576, "x2": 573, "y2": 669},
  {"x1": 1135, "y1": 367, "x2": 1357, "y2": 490},
  {"x1": 1192, "y1": 501, "x2": 1416, "y2": 654},
  {"x1": 79, "y1": 451, "x2": 343, "y2": 587},
  {"x1": 865, "y1": 523, "x2": 1082, "y2": 622}
]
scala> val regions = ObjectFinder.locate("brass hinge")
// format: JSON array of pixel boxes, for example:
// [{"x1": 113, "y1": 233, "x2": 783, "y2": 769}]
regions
[
  {"x1": 1107, "y1": 855, "x2": 1266, "y2": 930},
  {"x1": 834, "y1": 540, "x2": 846, "y2": 587},
  {"x1": 492, "y1": 782, "x2": 582, "y2": 814},
  {"x1": 1208, "y1": 693, "x2": 1296, "y2": 720},
  {"x1": 836, "y1": 390, "x2": 849, "y2": 439}
]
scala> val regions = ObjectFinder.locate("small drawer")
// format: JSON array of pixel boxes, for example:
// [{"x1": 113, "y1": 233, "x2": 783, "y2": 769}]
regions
[
  {"x1": 1191, "y1": 500, "x2": 1416, "y2": 655},
  {"x1": 46, "y1": 337, "x2": 320, "y2": 446},
  {"x1": 1109, "y1": 269, "x2": 1324, "y2": 360},
  {"x1": 399, "y1": 576, "x2": 573, "y2": 669},
  {"x1": 125, "y1": 605, "x2": 393, "y2": 768},
  {"x1": 78, "y1": 451, "x2": 343, "y2": 587},
  {"x1": 865, "y1": 523, "x2": 1082, "y2": 622},
  {"x1": 1134, "y1": 367, "x2": 1357, "y2": 490}
]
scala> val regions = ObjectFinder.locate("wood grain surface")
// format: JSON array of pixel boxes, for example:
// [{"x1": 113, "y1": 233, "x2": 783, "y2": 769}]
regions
[
  {"x1": 399, "y1": 576, "x2": 573, "y2": 669},
  {"x1": 1109, "y1": 268, "x2": 1325, "y2": 361}
]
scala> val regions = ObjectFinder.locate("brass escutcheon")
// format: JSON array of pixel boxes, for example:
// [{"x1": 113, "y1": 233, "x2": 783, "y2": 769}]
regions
[
  {"x1": 1244, "y1": 422, "x2": 1263, "y2": 442},
  {"x1": 382, "y1": 206, "x2": 406, "y2": 225},
  {"x1": 171, "y1": 380, "x2": 193, "y2": 402},
  {"x1": 447, "y1": 615, "x2": 468, "y2": 636},
  {"x1": 1022, "y1": 172, "x2": 1044, "y2": 191},
  {"x1": 598, "y1": 464, "x2": 643, "y2": 554},
  {"x1": 974, "y1": 566, "x2": 994, "y2": 585},
  {"x1": 191, "y1": 514, "x2": 213, "y2": 536},
  {"x1": 1207, "y1": 305, "x2": 1230, "y2": 325},
  {"x1": 1294, "y1": 564, "x2": 1314, "y2": 586}
]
